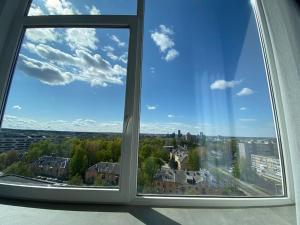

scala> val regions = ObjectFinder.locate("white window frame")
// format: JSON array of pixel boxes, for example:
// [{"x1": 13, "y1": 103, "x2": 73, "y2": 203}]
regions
[{"x1": 0, "y1": 0, "x2": 295, "y2": 207}]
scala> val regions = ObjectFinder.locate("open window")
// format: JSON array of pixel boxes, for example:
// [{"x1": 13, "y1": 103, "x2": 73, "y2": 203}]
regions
[{"x1": 0, "y1": 0, "x2": 293, "y2": 206}]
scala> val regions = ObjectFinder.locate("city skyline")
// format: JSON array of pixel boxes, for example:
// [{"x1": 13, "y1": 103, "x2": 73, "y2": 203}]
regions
[{"x1": 1, "y1": 0, "x2": 277, "y2": 137}]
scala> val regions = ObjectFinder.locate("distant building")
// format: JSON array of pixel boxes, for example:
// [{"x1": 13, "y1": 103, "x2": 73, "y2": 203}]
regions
[
  {"x1": 238, "y1": 142, "x2": 279, "y2": 163},
  {"x1": 177, "y1": 130, "x2": 182, "y2": 138},
  {"x1": 238, "y1": 143, "x2": 247, "y2": 159},
  {"x1": 171, "y1": 145, "x2": 189, "y2": 170},
  {"x1": 153, "y1": 168, "x2": 222, "y2": 195},
  {"x1": 32, "y1": 155, "x2": 70, "y2": 180},
  {"x1": 85, "y1": 162, "x2": 119, "y2": 186},
  {"x1": 0, "y1": 133, "x2": 48, "y2": 152},
  {"x1": 251, "y1": 154, "x2": 282, "y2": 182}
]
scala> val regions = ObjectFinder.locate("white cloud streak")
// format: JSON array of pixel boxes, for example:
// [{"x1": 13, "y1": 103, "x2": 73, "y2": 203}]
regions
[
  {"x1": 146, "y1": 105, "x2": 158, "y2": 110},
  {"x1": 110, "y1": 35, "x2": 126, "y2": 47},
  {"x1": 12, "y1": 105, "x2": 22, "y2": 110},
  {"x1": 240, "y1": 107, "x2": 247, "y2": 111},
  {"x1": 89, "y1": 5, "x2": 101, "y2": 15},
  {"x1": 236, "y1": 88, "x2": 254, "y2": 96},
  {"x1": 2, "y1": 115, "x2": 123, "y2": 133},
  {"x1": 210, "y1": 80, "x2": 242, "y2": 90}
]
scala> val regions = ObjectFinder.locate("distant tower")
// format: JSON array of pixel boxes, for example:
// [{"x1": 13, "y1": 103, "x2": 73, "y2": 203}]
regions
[
  {"x1": 200, "y1": 132, "x2": 204, "y2": 138},
  {"x1": 178, "y1": 130, "x2": 182, "y2": 138}
]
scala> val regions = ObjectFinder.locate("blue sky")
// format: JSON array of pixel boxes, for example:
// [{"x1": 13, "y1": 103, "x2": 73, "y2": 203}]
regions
[{"x1": 1, "y1": 0, "x2": 277, "y2": 137}]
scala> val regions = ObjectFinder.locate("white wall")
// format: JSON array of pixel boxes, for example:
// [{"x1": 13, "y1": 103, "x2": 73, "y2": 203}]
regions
[{"x1": 261, "y1": 0, "x2": 300, "y2": 224}]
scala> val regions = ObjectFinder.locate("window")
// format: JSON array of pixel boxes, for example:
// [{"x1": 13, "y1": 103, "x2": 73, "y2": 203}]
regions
[
  {"x1": 137, "y1": 0, "x2": 285, "y2": 197},
  {"x1": 0, "y1": 0, "x2": 293, "y2": 206},
  {"x1": 0, "y1": 28, "x2": 129, "y2": 188}
]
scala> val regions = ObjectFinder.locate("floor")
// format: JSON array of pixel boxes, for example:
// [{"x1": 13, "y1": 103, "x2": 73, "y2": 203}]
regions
[{"x1": 0, "y1": 199, "x2": 296, "y2": 225}]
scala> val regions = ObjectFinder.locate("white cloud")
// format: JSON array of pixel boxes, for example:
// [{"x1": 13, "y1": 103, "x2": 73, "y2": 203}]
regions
[
  {"x1": 103, "y1": 46, "x2": 114, "y2": 52},
  {"x1": 151, "y1": 31, "x2": 174, "y2": 52},
  {"x1": 44, "y1": 0, "x2": 79, "y2": 15},
  {"x1": 240, "y1": 107, "x2": 247, "y2": 111},
  {"x1": 65, "y1": 28, "x2": 98, "y2": 51},
  {"x1": 159, "y1": 25, "x2": 174, "y2": 35},
  {"x1": 140, "y1": 122, "x2": 212, "y2": 135},
  {"x1": 2, "y1": 115, "x2": 123, "y2": 133},
  {"x1": 2, "y1": 115, "x2": 212, "y2": 134},
  {"x1": 107, "y1": 52, "x2": 119, "y2": 61},
  {"x1": 168, "y1": 114, "x2": 175, "y2": 118},
  {"x1": 150, "y1": 25, "x2": 179, "y2": 61},
  {"x1": 12, "y1": 105, "x2": 22, "y2": 110},
  {"x1": 237, "y1": 88, "x2": 254, "y2": 96},
  {"x1": 146, "y1": 105, "x2": 158, "y2": 110},
  {"x1": 89, "y1": 5, "x2": 101, "y2": 15},
  {"x1": 28, "y1": 4, "x2": 44, "y2": 16},
  {"x1": 110, "y1": 35, "x2": 126, "y2": 47},
  {"x1": 20, "y1": 43, "x2": 127, "y2": 86},
  {"x1": 210, "y1": 80, "x2": 242, "y2": 90},
  {"x1": 164, "y1": 49, "x2": 179, "y2": 61},
  {"x1": 150, "y1": 67, "x2": 155, "y2": 74},
  {"x1": 239, "y1": 118, "x2": 257, "y2": 122},
  {"x1": 119, "y1": 52, "x2": 128, "y2": 64},
  {"x1": 17, "y1": 54, "x2": 73, "y2": 85},
  {"x1": 25, "y1": 28, "x2": 60, "y2": 43}
]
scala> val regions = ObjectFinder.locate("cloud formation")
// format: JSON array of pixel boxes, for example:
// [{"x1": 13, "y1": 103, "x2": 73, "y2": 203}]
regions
[
  {"x1": 237, "y1": 88, "x2": 254, "y2": 96},
  {"x1": 44, "y1": 0, "x2": 79, "y2": 15},
  {"x1": 210, "y1": 80, "x2": 242, "y2": 90},
  {"x1": 12, "y1": 105, "x2": 22, "y2": 110},
  {"x1": 86, "y1": 5, "x2": 101, "y2": 15},
  {"x1": 110, "y1": 35, "x2": 126, "y2": 47},
  {"x1": 151, "y1": 25, "x2": 179, "y2": 62},
  {"x1": 28, "y1": 4, "x2": 44, "y2": 16},
  {"x1": 21, "y1": 41, "x2": 127, "y2": 86},
  {"x1": 65, "y1": 28, "x2": 98, "y2": 51},
  {"x1": 3, "y1": 115, "x2": 213, "y2": 135},
  {"x1": 164, "y1": 49, "x2": 179, "y2": 62},
  {"x1": 240, "y1": 107, "x2": 247, "y2": 111},
  {"x1": 146, "y1": 105, "x2": 158, "y2": 110},
  {"x1": 2, "y1": 115, "x2": 123, "y2": 133},
  {"x1": 25, "y1": 28, "x2": 59, "y2": 44},
  {"x1": 168, "y1": 114, "x2": 175, "y2": 118}
]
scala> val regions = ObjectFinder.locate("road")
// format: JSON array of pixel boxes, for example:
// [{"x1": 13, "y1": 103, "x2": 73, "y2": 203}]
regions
[{"x1": 218, "y1": 168, "x2": 269, "y2": 196}]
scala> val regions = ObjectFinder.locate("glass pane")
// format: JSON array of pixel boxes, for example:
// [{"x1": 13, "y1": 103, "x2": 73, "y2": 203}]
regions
[
  {"x1": 138, "y1": 0, "x2": 284, "y2": 197},
  {"x1": 27, "y1": 0, "x2": 137, "y2": 16},
  {"x1": 0, "y1": 28, "x2": 129, "y2": 188}
]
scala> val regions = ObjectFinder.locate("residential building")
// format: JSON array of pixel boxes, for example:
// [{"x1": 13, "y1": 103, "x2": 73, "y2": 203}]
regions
[
  {"x1": 85, "y1": 162, "x2": 120, "y2": 186},
  {"x1": 32, "y1": 155, "x2": 70, "y2": 180}
]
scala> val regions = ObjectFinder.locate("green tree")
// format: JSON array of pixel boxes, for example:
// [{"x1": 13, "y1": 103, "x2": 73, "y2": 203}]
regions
[
  {"x1": 5, "y1": 150, "x2": 18, "y2": 167},
  {"x1": 68, "y1": 173, "x2": 83, "y2": 185},
  {"x1": 142, "y1": 157, "x2": 159, "y2": 185},
  {"x1": 69, "y1": 145, "x2": 88, "y2": 178},
  {"x1": 25, "y1": 140, "x2": 56, "y2": 162},
  {"x1": 188, "y1": 149, "x2": 200, "y2": 170},
  {"x1": 172, "y1": 137, "x2": 177, "y2": 148},
  {"x1": 230, "y1": 139, "x2": 240, "y2": 178},
  {"x1": 0, "y1": 152, "x2": 7, "y2": 170},
  {"x1": 4, "y1": 162, "x2": 33, "y2": 177}
]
